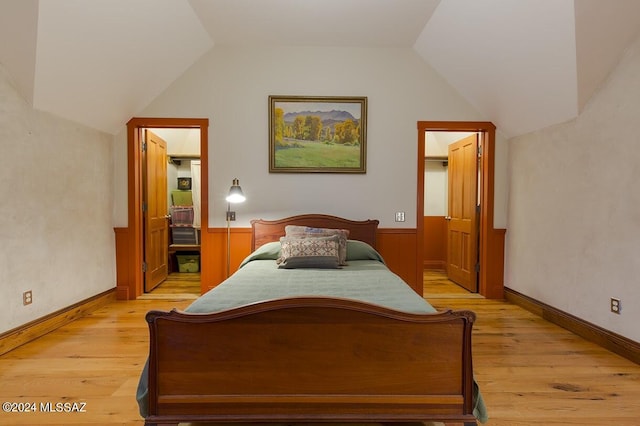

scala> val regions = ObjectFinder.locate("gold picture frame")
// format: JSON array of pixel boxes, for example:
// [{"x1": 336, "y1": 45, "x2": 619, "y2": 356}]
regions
[{"x1": 269, "y1": 95, "x2": 367, "y2": 173}]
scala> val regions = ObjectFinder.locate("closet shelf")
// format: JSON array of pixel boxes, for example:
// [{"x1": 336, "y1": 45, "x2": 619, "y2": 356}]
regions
[
  {"x1": 168, "y1": 155, "x2": 200, "y2": 165},
  {"x1": 425, "y1": 156, "x2": 448, "y2": 166}
]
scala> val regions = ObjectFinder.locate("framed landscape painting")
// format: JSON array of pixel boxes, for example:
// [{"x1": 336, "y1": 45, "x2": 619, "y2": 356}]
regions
[{"x1": 269, "y1": 95, "x2": 367, "y2": 173}]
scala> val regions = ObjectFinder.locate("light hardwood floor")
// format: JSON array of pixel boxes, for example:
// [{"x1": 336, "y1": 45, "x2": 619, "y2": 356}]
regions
[
  {"x1": 138, "y1": 272, "x2": 201, "y2": 300},
  {"x1": 423, "y1": 269, "x2": 482, "y2": 298},
  {"x1": 0, "y1": 273, "x2": 639, "y2": 425}
]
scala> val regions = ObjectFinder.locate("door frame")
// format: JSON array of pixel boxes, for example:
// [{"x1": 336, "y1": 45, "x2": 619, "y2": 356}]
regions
[
  {"x1": 417, "y1": 121, "x2": 504, "y2": 299},
  {"x1": 126, "y1": 117, "x2": 209, "y2": 299}
]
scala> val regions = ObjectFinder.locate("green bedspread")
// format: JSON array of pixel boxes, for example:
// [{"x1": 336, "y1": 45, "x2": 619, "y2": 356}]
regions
[
  {"x1": 186, "y1": 261, "x2": 436, "y2": 315},
  {"x1": 136, "y1": 241, "x2": 487, "y2": 423}
]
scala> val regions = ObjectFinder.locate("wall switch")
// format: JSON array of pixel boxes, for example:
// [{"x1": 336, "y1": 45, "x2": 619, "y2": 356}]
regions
[
  {"x1": 23, "y1": 290, "x2": 32, "y2": 306},
  {"x1": 226, "y1": 211, "x2": 236, "y2": 221},
  {"x1": 610, "y1": 298, "x2": 621, "y2": 314},
  {"x1": 395, "y1": 212, "x2": 405, "y2": 222}
]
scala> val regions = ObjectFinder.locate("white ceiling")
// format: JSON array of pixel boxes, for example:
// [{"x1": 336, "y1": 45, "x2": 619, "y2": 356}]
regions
[{"x1": 1, "y1": 0, "x2": 639, "y2": 136}]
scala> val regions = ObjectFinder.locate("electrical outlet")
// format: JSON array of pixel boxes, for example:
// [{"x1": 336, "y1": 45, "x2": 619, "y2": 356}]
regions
[
  {"x1": 23, "y1": 290, "x2": 33, "y2": 306},
  {"x1": 610, "y1": 298, "x2": 621, "y2": 314},
  {"x1": 226, "y1": 211, "x2": 236, "y2": 221},
  {"x1": 395, "y1": 212, "x2": 405, "y2": 222}
]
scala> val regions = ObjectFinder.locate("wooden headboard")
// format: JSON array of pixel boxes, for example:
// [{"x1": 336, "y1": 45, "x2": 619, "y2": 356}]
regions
[{"x1": 250, "y1": 214, "x2": 379, "y2": 251}]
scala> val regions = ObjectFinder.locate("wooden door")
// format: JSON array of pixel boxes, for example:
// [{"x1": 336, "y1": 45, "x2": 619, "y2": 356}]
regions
[
  {"x1": 144, "y1": 130, "x2": 169, "y2": 292},
  {"x1": 446, "y1": 134, "x2": 479, "y2": 292}
]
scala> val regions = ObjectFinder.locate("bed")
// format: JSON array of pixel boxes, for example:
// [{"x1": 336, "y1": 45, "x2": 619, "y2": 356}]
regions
[{"x1": 137, "y1": 214, "x2": 486, "y2": 426}]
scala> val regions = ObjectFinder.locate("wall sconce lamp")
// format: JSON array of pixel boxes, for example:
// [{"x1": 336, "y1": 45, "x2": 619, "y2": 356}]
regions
[{"x1": 226, "y1": 178, "x2": 246, "y2": 277}]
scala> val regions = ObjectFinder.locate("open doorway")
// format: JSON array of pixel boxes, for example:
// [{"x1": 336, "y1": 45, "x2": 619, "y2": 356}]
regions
[
  {"x1": 143, "y1": 128, "x2": 202, "y2": 298},
  {"x1": 123, "y1": 117, "x2": 209, "y2": 301},
  {"x1": 423, "y1": 131, "x2": 480, "y2": 297},
  {"x1": 417, "y1": 121, "x2": 504, "y2": 300}
]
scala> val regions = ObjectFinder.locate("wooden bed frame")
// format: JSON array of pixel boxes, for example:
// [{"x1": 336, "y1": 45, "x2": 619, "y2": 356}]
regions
[{"x1": 144, "y1": 214, "x2": 478, "y2": 426}]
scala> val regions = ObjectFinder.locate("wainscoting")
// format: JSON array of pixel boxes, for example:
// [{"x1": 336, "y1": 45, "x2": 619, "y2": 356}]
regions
[
  {"x1": 114, "y1": 226, "x2": 505, "y2": 300},
  {"x1": 423, "y1": 216, "x2": 447, "y2": 270}
]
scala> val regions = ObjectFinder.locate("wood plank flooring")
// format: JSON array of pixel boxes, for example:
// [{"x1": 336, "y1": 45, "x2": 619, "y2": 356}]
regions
[
  {"x1": 0, "y1": 272, "x2": 639, "y2": 425},
  {"x1": 137, "y1": 272, "x2": 201, "y2": 299},
  {"x1": 423, "y1": 269, "x2": 483, "y2": 298}
]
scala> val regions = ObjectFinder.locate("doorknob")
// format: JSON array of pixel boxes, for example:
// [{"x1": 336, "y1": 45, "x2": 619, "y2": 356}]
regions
[{"x1": 445, "y1": 216, "x2": 452, "y2": 221}]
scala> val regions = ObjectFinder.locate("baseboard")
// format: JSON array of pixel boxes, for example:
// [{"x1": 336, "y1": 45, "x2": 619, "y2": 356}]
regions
[
  {"x1": 505, "y1": 287, "x2": 640, "y2": 365},
  {"x1": 116, "y1": 285, "x2": 130, "y2": 300},
  {"x1": 423, "y1": 260, "x2": 445, "y2": 270},
  {"x1": 0, "y1": 288, "x2": 117, "y2": 356}
]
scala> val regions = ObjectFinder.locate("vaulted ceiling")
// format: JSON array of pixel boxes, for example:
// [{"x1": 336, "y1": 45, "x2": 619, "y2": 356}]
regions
[{"x1": 1, "y1": 0, "x2": 639, "y2": 136}]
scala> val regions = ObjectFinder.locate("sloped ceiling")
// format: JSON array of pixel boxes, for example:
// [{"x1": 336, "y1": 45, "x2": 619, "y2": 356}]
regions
[{"x1": 1, "y1": 0, "x2": 639, "y2": 136}]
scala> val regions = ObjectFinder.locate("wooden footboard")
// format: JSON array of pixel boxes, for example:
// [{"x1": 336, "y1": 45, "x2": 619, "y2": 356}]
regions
[{"x1": 144, "y1": 297, "x2": 477, "y2": 426}]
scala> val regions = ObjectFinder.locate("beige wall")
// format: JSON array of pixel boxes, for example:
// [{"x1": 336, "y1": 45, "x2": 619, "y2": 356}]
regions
[
  {"x1": 506, "y1": 33, "x2": 640, "y2": 342},
  {"x1": 112, "y1": 45, "x2": 497, "y2": 230},
  {"x1": 0, "y1": 64, "x2": 115, "y2": 334}
]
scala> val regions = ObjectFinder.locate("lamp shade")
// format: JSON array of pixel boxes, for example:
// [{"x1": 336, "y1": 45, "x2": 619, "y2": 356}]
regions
[{"x1": 226, "y1": 178, "x2": 246, "y2": 203}]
